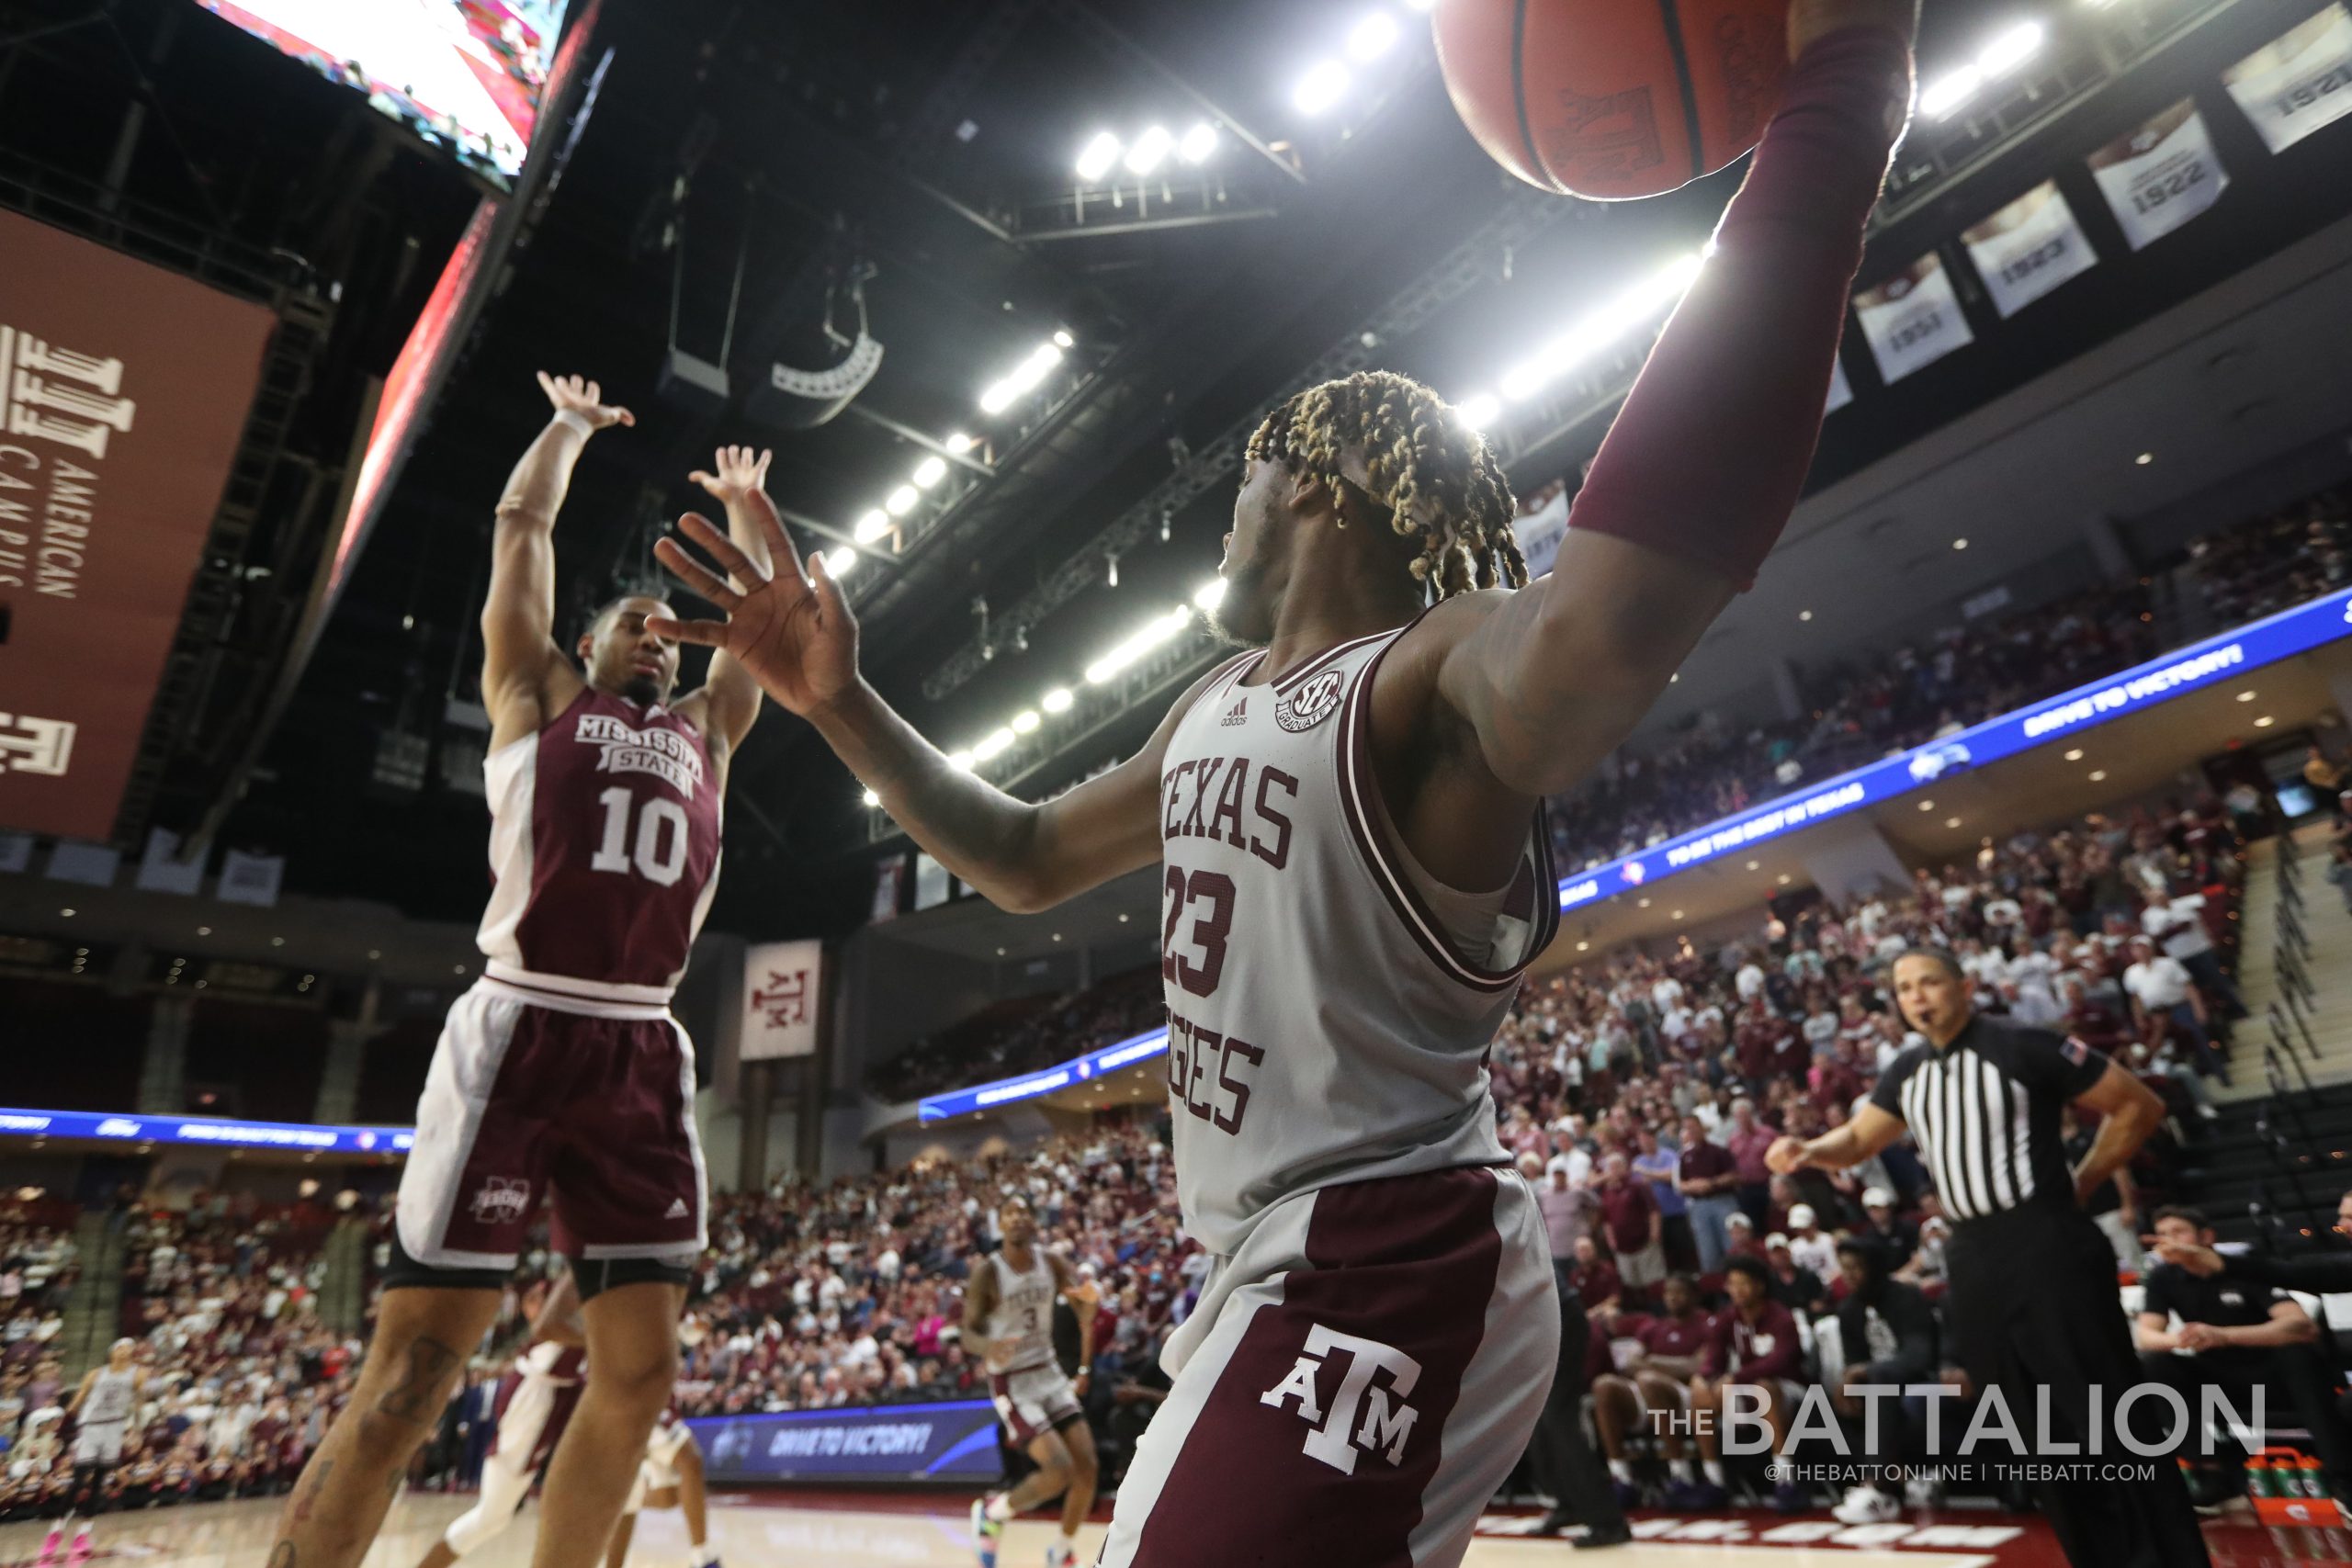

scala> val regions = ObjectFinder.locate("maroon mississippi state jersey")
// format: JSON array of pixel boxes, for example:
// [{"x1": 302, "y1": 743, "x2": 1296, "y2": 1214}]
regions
[{"x1": 478, "y1": 689, "x2": 723, "y2": 987}]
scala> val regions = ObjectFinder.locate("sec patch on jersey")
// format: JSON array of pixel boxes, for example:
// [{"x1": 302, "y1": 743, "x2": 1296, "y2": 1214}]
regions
[{"x1": 1277, "y1": 669, "x2": 1346, "y2": 732}]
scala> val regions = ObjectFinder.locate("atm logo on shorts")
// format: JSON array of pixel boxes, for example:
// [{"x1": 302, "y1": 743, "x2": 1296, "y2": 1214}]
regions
[
  {"x1": 1259, "y1": 1323, "x2": 1422, "y2": 1474},
  {"x1": 468, "y1": 1176, "x2": 531, "y2": 1226}
]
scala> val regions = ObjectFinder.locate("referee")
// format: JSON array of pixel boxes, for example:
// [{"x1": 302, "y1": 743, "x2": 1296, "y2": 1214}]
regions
[{"x1": 1767, "y1": 948, "x2": 2208, "y2": 1568}]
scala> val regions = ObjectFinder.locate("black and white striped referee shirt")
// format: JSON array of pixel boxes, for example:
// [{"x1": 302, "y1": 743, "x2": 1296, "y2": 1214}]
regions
[{"x1": 1866, "y1": 1014, "x2": 2109, "y2": 1223}]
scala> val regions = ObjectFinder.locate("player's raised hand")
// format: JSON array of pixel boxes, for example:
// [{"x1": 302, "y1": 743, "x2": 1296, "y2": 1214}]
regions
[
  {"x1": 536, "y1": 370, "x2": 636, "y2": 430},
  {"x1": 1788, "y1": 0, "x2": 1918, "y2": 60},
  {"x1": 650, "y1": 489, "x2": 859, "y2": 717},
  {"x1": 1765, "y1": 1134, "x2": 1810, "y2": 1175},
  {"x1": 690, "y1": 445, "x2": 772, "y2": 506}
]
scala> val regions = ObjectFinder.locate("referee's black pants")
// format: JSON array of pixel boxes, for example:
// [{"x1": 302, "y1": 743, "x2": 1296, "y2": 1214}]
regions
[
  {"x1": 1532, "y1": 1263, "x2": 1627, "y2": 1532},
  {"x1": 1947, "y1": 1201, "x2": 2210, "y2": 1568}
]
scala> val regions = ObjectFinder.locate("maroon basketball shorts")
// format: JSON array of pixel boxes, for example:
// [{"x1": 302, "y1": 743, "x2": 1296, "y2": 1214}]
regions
[
  {"x1": 1097, "y1": 1166, "x2": 1556, "y2": 1568},
  {"x1": 394, "y1": 966, "x2": 706, "y2": 1281}
]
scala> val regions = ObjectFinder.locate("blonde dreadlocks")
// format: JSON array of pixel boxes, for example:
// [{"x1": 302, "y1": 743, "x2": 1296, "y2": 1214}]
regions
[{"x1": 1244, "y1": 369, "x2": 1526, "y2": 599}]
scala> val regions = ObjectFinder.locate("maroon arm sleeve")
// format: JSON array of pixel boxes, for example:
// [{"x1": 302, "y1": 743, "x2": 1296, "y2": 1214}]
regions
[{"x1": 1566, "y1": 27, "x2": 1915, "y2": 589}]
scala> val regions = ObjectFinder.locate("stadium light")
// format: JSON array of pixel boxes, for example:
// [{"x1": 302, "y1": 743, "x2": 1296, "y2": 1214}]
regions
[
  {"x1": 912, "y1": 456, "x2": 948, "y2": 490},
  {"x1": 1042, "y1": 687, "x2": 1074, "y2": 714},
  {"x1": 886, "y1": 484, "x2": 919, "y2": 516},
  {"x1": 1348, "y1": 12, "x2": 1399, "y2": 62},
  {"x1": 976, "y1": 728, "x2": 1017, "y2": 761},
  {"x1": 1124, "y1": 125, "x2": 1173, "y2": 176},
  {"x1": 947, "y1": 750, "x2": 976, "y2": 773},
  {"x1": 1053, "y1": 328, "x2": 1076, "y2": 349},
  {"x1": 1178, "y1": 122, "x2": 1219, "y2": 164},
  {"x1": 1076, "y1": 131, "x2": 1124, "y2": 182},
  {"x1": 1084, "y1": 606, "x2": 1195, "y2": 684},
  {"x1": 1979, "y1": 20, "x2": 2044, "y2": 75},
  {"x1": 1919, "y1": 64, "x2": 1983, "y2": 118},
  {"x1": 944, "y1": 431, "x2": 976, "y2": 454},
  {"x1": 1193, "y1": 579, "x2": 1227, "y2": 612},
  {"x1": 978, "y1": 340, "x2": 1066, "y2": 415},
  {"x1": 1294, "y1": 61, "x2": 1350, "y2": 115},
  {"x1": 1454, "y1": 392, "x2": 1500, "y2": 432},
  {"x1": 1498, "y1": 252, "x2": 1702, "y2": 402},
  {"x1": 861, "y1": 788, "x2": 880, "y2": 807},
  {"x1": 1402, "y1": 0, "x2": 1434, "y2": 10},
  {"x1": 1012, "y1": 709, "x2": 1041, "y2": 734},
  {"x1": 820, "y1": 547, "x2": 859, "y2": 579},
  {"x1": 854, "y1": 509, "x2": 891, "y2": 545}
]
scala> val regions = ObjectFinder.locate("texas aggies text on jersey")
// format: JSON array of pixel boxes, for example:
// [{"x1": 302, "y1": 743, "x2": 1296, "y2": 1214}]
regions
[
  {"x1": 1156, "y1": 622, "x2": 1558, "y2": 1255},
  {"x1": 478, "y1": 689, "x2": 723, "y2": 987}
]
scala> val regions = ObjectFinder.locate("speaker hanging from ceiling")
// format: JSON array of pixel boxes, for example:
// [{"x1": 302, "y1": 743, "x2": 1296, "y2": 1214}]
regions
[{"x1": 747, "y1": 256, "x2": 883, "y2": 432}]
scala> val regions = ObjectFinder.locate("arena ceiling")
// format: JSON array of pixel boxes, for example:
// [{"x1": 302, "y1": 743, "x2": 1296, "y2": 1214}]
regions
[{"x1": 11, "y1": 0, "x2": 2346, "y2": 944}]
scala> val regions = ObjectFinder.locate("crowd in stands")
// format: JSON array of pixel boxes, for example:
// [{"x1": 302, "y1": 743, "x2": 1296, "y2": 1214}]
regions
[{"x1": 869, "y1": 964, "x2": 1164, "y2": 1104}]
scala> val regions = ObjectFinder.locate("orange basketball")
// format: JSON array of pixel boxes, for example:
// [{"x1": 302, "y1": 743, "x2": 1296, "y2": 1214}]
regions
[{"x1": 1433, "y1": 0, "x2": 1792, "y2": 200}]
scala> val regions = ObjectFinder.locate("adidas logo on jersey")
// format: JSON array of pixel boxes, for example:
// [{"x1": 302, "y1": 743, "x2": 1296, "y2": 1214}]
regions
[
  {"x1": 1260, "y1": 1324, "x2": 1422, "y2": 1473},
  {"x1": 664, "y1": 1198, "x2": 690, "y2": 1219},
  {"x1": 1220, "y1": 696, "x2": 1249, "y2": 727}
]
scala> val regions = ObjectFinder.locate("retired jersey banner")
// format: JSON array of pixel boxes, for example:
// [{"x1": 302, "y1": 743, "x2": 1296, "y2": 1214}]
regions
[
  {"x1": 1825, "y1": 352, "x2": 1854, "y2": 414},
  {"x1": 2225, "y1": 5, "x2": 2352, "y2": 152},
  {"x1": 1854, "y1": 253, "x2": 1973, "y2": 386},
  {"x1": 0, "y1": 210, "x2": 277, "y2": 840},
  {"x1": 2089, "y1": 100, "x2": 2230, "y2": 251},
  {"x1": 741, "y1": 938, "x2": 823, "y2": 1060},
  {"x1": 1962, "y1": 181, "x2": 2099, "y2": 319}
]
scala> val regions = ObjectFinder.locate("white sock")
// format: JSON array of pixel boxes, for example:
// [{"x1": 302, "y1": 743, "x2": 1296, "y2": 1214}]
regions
[
  {"x1": 986, "y1": 1495, "x2": 1015, "y2": 1524},
  {"x1": 1608, "y1": 1458, "x2": 1633, "y2": 1483},
  {"x1": 688, "y1": 1545, "x2": 718, "y2": 1568},
  {"x1": 1670, "y1": 1458, "x2": 1696, "y2": 1483},
  {"x1": 1702, "y1": 1459, "x2": 1727, "y2": 1488}
]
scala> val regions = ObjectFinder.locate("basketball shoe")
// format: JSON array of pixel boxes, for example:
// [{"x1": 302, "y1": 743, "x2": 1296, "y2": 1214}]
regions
[{"x1": 970, "y1": 1496, "x2": 1004, "y2": 1568}]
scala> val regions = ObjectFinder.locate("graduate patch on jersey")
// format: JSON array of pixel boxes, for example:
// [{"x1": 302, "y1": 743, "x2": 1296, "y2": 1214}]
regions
[
  {"x1": 2061, "y1": 1036, "x2": 2091, "y2": 1066},
  {"x1": 1277, "y1": 669, "x2": 1347, "y2": 732}
]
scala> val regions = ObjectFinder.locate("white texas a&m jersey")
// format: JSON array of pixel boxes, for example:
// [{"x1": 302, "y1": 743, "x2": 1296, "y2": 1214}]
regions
[
  {"x1": 981, "y1": 1247, "x2": 1060, "y2": 1375},
  {"x1": 1157, "y1": 622, "x2": 1558, "y2": 1255}
]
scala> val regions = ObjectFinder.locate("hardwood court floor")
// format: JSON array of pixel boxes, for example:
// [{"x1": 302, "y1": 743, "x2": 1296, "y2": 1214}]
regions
[{"x1": 0, "y1": 1490, "x2": 2326, "y2": 1568}]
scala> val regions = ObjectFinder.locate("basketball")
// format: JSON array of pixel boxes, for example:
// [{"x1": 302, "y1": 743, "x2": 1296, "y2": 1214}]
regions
[{"x1": 1432, "y1": 0, "x2": 1792, "y2": 200}]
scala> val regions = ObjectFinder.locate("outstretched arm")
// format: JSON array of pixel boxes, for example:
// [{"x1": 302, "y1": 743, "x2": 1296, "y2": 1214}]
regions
[
  {"x1": 650, "y1": 491, "x2": 1211, "y2": 913},
  {"x1": 1436, "y1": 5, "x2": 1916, "y2": 796},
  {"x1": 482, "y1": 373, "x2": 633, "y2": 744},
  {"x1": 2068, "y1": 1063, "x2": 2164, "y2": 1208},
  {"x1": 1768, "y1": 1103, "x2": 1907, "y2": 1175},
  {"x1": 682, "y1": 446, "x2": 776, "y2": 755}
]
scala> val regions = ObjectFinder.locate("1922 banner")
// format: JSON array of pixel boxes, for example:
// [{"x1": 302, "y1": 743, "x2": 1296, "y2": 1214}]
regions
[
  {"x1": 741, "y1": 937, "x2": 824, "y2": 1060},
  {"x1": 2088, "y1": 100, "x2": 2231, "y2": 251},
  {"x1": 0, "y1": 210, "x2": 277, "y2": 840}
]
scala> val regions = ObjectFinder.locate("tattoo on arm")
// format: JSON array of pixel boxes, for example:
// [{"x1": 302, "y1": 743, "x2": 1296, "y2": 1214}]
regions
[
  {"x1": 289, "y1": 1458, "x2": 334, "y2": 1523},
  {"x1": 374, "y1": 1337, "x2": 461, "y2": 1424}
]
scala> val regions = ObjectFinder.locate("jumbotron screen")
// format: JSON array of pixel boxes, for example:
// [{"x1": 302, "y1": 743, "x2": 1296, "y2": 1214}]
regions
[{"x1": 193, "y1": 0, "x2": 572, "y2": 186}]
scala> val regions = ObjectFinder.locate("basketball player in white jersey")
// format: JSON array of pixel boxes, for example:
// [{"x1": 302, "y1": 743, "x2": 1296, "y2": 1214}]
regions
[
  {"x1": 268, "y1": 380, "x2": 772, "y2": 1568},
  {"x1": 653, "y1": 5, "x2": 1915, "y2": 1554},
  {"x1": 964, "y1": 1197, "x2": 1098, "y2": 1568},
  {"x1": 44, "y1": 1339, "x2": 143, "y2": 1562},
  {"x1": 603, "y1": 1410, "x2": 718, "y2": 1568}
]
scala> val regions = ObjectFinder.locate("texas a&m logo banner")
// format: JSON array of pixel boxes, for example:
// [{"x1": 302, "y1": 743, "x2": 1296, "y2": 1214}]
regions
[{"x1": 741, "y1": 938, "x2": 824, "y2": 1060}]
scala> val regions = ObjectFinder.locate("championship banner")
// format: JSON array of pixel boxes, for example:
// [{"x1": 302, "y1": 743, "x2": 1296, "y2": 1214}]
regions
[
  {"x1": 1962, "y1": 181, "x2": 2100, "y2": 319},
  {"x1": 2224, "y1": 5, "x2": 2352, "y2": 153},
  {"x1": 2088, "y1": 100, "x2": 2231, "y2": 251},
  {"x1": 1854, "y1": 253, "x2": 1973, "y2": 386},
  {"x1": 1825, "y1": 353, "x2": 1854, "y2": 414},
  {"x1": 741, "y1": 937, "x2": 823, "y2": 1061},
  {"x1": 0, "y1": 210, "x2": 277, "y2": 841}
]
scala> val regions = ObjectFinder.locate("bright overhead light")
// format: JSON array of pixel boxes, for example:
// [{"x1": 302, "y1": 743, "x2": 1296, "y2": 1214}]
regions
[
  {"x1": 979, "y1": 382, "x2": 1016, "y2": 414},
  {"x1": 1042, "y1": 687, "x2": 1074, "y2": 714},
  {"x1": 1918, "y1": 799, "x2": 1935, "y2": 811},
  {"x1": 1012, "y1": 709, "x2": 1041, "y2": 734},
  {"x1": 1951, "y1": 537, "x2": 1969, "y2": 550},
  {"x1": 2135, "y1": 451, "x2": 2154, "y2": 466},
  {"x1": 1945, "y1": 817, "x2": 1962, "y2": 829},
  {"x1": 1052, "y1": 329, "x2": 1075, "y2": 350},
  {"x1": 861, "y1": 788, "x2": 880, "y2": 807},
  {"x1": 944, "y1": 431, "x2": 976, "y2": 454},
  {"x1": 1124, "y1": 125, "x2": 1173, "y2": 176},
  {"x1": 976, "y1": 728, "x2": 1017, "y2": 761},
  {"x1": 1637, "y1": 897, "x2": 1651, "y2": 908},
  {"x1": 854, "y1": 509, "x2": 891, "y2": 545},
  {"x1": 820, "y1": 547, "x2": 859, "y2": 579},
  {"x1": 1454, "y1": 392, "x2": 1500, "y2": 432},
  {"x1": 1778, "y1": 874, "x2": 1792, "y2": 886},
  {"x1": 1084, "y1": 605, "x2": 1195, "y2": 684},
  {"x1": 1347, "y1": 11, "x2": 1399, "y2": 62},
  {"x1": 1919, "y1": 65, "x2": 1983, "y2": 118},
  {"x1": 1193, "y1": 579, "x2": 1227, "y2": 612},
  {"x1": 886, "y1": 485, "x2": 918, "y2": 516},
  {"x1": 1979, "y1": 20, "x2": 2044, "y2": 75},
  {"x1": 1799, "y1": 609, "x2": 1815, "y2": 622},
  {"x1": 1498, "y1": 253, "x2": 1702, "y2": 401},
  {"x1": 1075, "y1": 131, "x2": 1123, "y2": 183},
  {"x1": 1403, "y1": 0, "x2": 1434, "y2": 10},
  {"x1": 2088, "y1": 769, "x2": 2109, "y2": 782},
  {"x1": 1746, "y1": 860, "x2": 1759, "y2": 871},
  {"x1": 1294, "y1": 60, "x2": 1350, "y2": 115},
  {"x1": 912, "y1": 456, "x2": 948, "y2": 490},
  {"x1": 2064, "y1": 748, "x2": 2085, "y2": 761},
  {"x1": 2254, "y1": 715, "x2": 2276, "y2": 728},
  {"x1": 1178, "y1": 122, "x2": 1218, "y2": 164},
  {"x1": 947, "y1": 750, "x2": 975, "y2": 773},
  {"x1": 2236, "y1": 690, "x2": 2257, "y2": 702}
]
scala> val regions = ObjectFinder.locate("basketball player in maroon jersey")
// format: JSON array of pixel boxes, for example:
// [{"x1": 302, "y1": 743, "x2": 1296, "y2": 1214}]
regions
[
  {"x1": 654, "y1": 5, "x2": 1915, "y2": 1558},
  {"x1": 267, "y1": 377, "x2": 770, "y2": 1568}
]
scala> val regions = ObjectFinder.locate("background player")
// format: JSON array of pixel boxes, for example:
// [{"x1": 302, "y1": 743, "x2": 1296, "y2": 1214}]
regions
[
  {"x1": 652, "y1": 4, "x2": 1917, "y2": 1558},
  {"x1": 966, "y1": 1197, "x2": 1098, "y2": 1568},
  {"x1": 266, "y1": 388, "x2": 771, "y2": 1568},
  {"x1": 42, "y1": 1339, "x2": 143, "y2": 1562},
  {"x1": 604, "y1": 1410, "x2": 719, "y2": 1568},
  {"x1": 412, "y1": 1273, "x2": 588, "y2": 1568}
]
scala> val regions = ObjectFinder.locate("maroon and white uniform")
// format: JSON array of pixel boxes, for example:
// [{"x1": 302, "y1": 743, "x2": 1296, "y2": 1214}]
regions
[
  {"x1": 1100, "y1": 626, "x2": 1559, "y2": 1568},
  {"x1": 397, "y1": 688, "x2": 718, "y2": 1273},
  {"x1": 980, "y1": 1248, "x2": 1082, "y2": 1444},
  {"x1": 443, "y1": 1341, "x2": 586, "y2": 1556}
]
